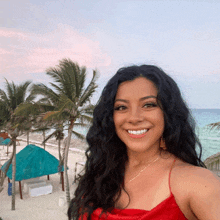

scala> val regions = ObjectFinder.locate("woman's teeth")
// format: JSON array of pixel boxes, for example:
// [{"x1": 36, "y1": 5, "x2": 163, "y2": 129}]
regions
[{"x1": 128, "y1": 129, "x2": 148, "y2": 135}]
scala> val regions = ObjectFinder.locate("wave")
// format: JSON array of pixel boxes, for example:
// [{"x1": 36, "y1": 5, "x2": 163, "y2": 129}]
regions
[{"x1": 199, "y1": 137, "x2": 220, "y2": 141}]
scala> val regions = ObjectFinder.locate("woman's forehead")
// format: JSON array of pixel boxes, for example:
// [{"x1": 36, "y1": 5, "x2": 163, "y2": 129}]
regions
[{"x1": 116, "y1": 77, "x2": 158, "y2": 98}]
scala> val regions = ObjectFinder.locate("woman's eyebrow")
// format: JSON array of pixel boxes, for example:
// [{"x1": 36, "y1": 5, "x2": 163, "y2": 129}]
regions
[
  {"x1": 115, "y1": 96, "x2": 157, "y2": 103},
  {"x1": 140, "y1": 95, "x2": 157, "y2": 101},
  {"x1": 114, "y1": 99, "x2": 129, "y2": 103}
]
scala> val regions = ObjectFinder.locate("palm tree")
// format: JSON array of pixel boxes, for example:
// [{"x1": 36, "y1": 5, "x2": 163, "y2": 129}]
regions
[
  {"x1": 0, "y1": 100, "x2": 10, "y2": 128},
  {"x1": 42, "y1": 58, "x2": 98, "y2": 204},
  {"x1": 41, "y1": 123, "x2": 64, "y2": 160},
  {"x1": 30, "y1": 80, "x2": 66, "y2": 151},
  {"x1": 41, "y1": 123, "x2": 65, "y2": 183},
  {"x1": 15, "y1": 84, "x2": 67, "y2": 184},
  {"x1": 15, "y1": 101, "x2": 55, "y2": 149},
  {"x1": 0, "y1": 79, "x2": 34, "y2": 210}
]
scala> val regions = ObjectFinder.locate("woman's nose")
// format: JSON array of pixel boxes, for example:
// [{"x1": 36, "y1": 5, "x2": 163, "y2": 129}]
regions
[{"x1": 128, "y1": 108, "x2": 144, "y2": 124}]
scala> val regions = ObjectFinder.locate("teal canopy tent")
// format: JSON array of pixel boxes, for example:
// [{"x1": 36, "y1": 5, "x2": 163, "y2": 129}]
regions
[
  {"x1": 1, "y1": 144, "x2": 65, "y2": 198},
  {"x1": 1, "y1": 144, "x2": 64, "y2": 181}
]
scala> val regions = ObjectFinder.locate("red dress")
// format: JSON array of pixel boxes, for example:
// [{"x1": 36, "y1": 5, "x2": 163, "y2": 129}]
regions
[{"x1": 81, "y1": 159, "x2": 188, "y2": 220}]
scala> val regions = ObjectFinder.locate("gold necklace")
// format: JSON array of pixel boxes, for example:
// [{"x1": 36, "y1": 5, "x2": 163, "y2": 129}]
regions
[{"x1": 128, "y1": 156, "x2": 160, "y2": 183}]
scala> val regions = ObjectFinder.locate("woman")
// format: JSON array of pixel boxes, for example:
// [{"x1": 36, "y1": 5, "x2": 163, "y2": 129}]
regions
[{"x1": 68, "y1": 65, "x2": 220, "y2": 220}]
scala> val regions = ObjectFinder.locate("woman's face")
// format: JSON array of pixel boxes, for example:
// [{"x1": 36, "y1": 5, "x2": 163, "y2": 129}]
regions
[{"x1": 113, "y1": 77, "x2": 164, "y2": 153}]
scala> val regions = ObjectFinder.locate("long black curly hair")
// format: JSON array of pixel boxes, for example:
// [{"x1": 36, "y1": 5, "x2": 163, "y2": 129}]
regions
[{"x1": 68, "y1": 65, "x2": 206, "y2": 220}]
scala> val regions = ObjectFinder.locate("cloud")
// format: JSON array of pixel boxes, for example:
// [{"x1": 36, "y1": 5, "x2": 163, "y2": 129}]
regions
[{"x1": 0, "y1": 24, "x2": 111, "y2": 83}]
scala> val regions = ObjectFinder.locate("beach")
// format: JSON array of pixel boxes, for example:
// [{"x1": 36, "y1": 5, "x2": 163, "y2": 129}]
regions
[{"x1": 0, "y1": 134, "x2": 87, "y2": 220}]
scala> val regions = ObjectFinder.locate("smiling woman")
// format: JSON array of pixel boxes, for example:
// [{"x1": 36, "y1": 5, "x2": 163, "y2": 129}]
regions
[
  {"x1": 113, "y1": 77, "x2": 164, "y2": 155},
  {"x1": 68, "y1": 65, "x2": 220, "y2": 220}
]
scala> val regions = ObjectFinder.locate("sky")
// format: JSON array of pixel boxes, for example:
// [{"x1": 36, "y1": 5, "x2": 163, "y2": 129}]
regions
[{"x1": 1, "y1": 0, "x2": 220, "y2": 108}]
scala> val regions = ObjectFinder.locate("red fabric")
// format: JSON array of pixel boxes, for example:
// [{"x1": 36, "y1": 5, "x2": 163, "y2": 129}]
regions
[{"x1": 80, "y1": 159, "x2": 188, "y2": 220}]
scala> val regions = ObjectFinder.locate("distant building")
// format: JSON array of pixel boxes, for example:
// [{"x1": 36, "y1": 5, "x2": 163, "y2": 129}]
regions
[{"x1": 204, "y1": 152, "x2": 220, "y2": 177}]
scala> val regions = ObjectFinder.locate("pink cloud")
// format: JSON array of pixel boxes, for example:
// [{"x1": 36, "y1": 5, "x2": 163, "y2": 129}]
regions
[
  {"x1": 0, "y1": 28, "x2": 29, "y2": 40},
  {"x1": 0, "y1": 25, "x2": 111, "y2": 83}
]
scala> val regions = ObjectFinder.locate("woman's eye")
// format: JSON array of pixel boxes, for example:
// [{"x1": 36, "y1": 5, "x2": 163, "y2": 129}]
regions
[
  {"x1": 143, "y1": 103, "x2": 157, "y2": 108},
  {"x1": 114, "y1": 106, "x2": 127, "y2": 111}
]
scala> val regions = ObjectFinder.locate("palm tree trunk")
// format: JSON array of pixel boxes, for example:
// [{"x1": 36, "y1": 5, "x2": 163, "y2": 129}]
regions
[
  {"x1": 58, "y1": 138, "x2": 62, "y2": 161},
  {"x1": 0, "y1": 152, "x2": 14, "y2": 193},
  {"x1": 11, "y1": 138, "x2": 16, "y2": 210},
  {"x1": 43, "y1": 130, "x2": 46, "y2": 150},
  {"x1": 27, "y1": 130, "x2": 29, "y2": 145},
  {"x1": 64, "y1": 121, "x2": 74, "y2": 205},
  {"x1": 58, "y1": 138, "x2": 62, "y2": 183}
]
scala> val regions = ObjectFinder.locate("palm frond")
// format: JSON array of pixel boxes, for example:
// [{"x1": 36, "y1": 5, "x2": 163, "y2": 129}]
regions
[
  {"x1": 25, "y1": 93, "x2": 36, "y2": 102},
  {"x1": 15, "y1": 102, "x2": 38, "y2": 116},
  {"x1": 78, "y1": 70, "x2": 98, "y2": 106},
  {"x1": 31, "y1": 83, "x2": 60, "y2": 105},
  {"x1": 46, "y1": 66, "x2": 65, "y2": 85},
  {"x1": 58, "y1": 94, "x2": 76, "y2": 116},
  {"x1": 32, "y1": 123, "x2": 51, "y2": 131},
  {"x1": 58, "y1": 59, "x2": 81, "y2": 101},
  {"x1": 5, "y1": 79, "x2": 14, "y2": 102},
  {"x1": 0, "y1": 89, "x2": 9, "y2": 105},
  {"x1": 16, "y1": 80, "x2": 32, "y2": 103},
  {"x1": 1, "y1": 79, "x2": 32, "y2": 112},
  {"x1": 49, "y1": 82, "x2": 64, "y2": 95},
  {"x1": 207, "y1": 122, "x2": 220, "y2": 130},
  {"x1": 42, "y1": 131, "x2": 57, "y2": 144},
  {"x1": 43, "y1": 111, "x2": 60, "y2": 120},
  {"x1": 78, "y1": 66, "x2": 86, "y2": 91},
  {"x1": 72, "y1": 130, "x2": 85, "y2": 140},
  {"x1": 78, "y1": 114, "x2": 93, "y2": 124},
  {"x1": 36, "y1": 102, "x2": 56, "y2": 112},
  {"x1": 72, "y1": 122, "x2": 88, "y2": 127},
  {"x1": 79, "y1": 104, "x2": 95, "y2": 115}
]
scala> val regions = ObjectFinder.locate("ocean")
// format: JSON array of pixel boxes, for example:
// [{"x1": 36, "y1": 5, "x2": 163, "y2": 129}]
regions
[
  {"x1": 191, "y1": 109, "x2": 220, "y2": 161},
  {"x1": 72, "y1": 109, "x2": 220, "y2": 162}
]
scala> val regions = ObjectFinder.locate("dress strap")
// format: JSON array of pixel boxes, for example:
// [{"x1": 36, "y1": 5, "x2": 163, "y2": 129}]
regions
[{"x1": 168, "y1": 159, "x2": 176, "y2": 194}]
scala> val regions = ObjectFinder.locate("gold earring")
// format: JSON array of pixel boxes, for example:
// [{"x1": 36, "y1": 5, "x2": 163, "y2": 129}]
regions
[{"x1": 160, "y1": 137, "x2": 166, "y2": 150}]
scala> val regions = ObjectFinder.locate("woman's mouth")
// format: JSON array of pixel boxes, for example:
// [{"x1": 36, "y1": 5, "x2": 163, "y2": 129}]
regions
[{"x1": 127, "y1": 129, "x2": 148, "y2": 138}]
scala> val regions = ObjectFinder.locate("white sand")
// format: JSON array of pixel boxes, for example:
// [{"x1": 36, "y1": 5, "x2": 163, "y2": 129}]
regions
[{"x1": 0, "y1": 135, "x2": 87, "y2": 220}]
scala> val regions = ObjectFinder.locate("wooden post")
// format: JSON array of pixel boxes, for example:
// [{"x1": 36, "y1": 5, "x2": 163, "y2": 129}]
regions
[
  {"x1": 19, "y1": 181, "x2": 22, "y2": 199},
  {"x1": 74, "y1": 162, "x2": 77, "y2": 183},
  {"x1": 61, "y1": 172, "x2": 64, "y2": 191},
  {"x1": 47, "y1": 175, "x2": 49, "y2": 180}
]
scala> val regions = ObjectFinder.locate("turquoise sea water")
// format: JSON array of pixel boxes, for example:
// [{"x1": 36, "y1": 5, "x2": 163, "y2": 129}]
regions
[
  {"x1": 71, "y1": 109, "x2": 220, "y2": 162},
  {"x1": 191, "y1": 109, "x2": 220, "y2": 161}
]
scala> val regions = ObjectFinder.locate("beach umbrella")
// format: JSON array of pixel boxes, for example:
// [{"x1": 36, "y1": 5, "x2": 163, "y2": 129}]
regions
[
  {"x1": 1, "y1": 144, "x2": 64, "y2": 181},
  {"x1": 1, "y1": 144, "x2": 65, "y2": 199}
]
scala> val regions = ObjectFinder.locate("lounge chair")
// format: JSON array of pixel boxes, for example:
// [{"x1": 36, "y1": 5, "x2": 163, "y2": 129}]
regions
[{"x1": 73, "y1": 161, "x2": 86, "y2": 183}]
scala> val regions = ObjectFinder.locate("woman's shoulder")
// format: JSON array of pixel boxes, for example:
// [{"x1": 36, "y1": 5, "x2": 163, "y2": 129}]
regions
[
  {"x1": 171, "y1": 158, "x2": 220, "y2": 219},
  {"x1": 173, "y1": 158, "x2": 220, "y2": 183}
]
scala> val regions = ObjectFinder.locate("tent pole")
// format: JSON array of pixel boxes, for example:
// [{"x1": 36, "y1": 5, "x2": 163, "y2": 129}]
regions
[
  {"x1": 61, "y1": 172, "x2": 64, "y2": 191},
  {"x1": 19, "y1": 181, "x2": 22, "y2": 199}
]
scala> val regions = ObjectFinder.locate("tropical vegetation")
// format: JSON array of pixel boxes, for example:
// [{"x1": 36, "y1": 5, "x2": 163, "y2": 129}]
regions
[
  {"x1": 0, "y1": 79, "x2": 35, "y2": 210},
  {"x1": 37, "y1": 58, "x2": 98, "y2": 204},
  {"x1": 0, "y1": 58, "x2": 99, "y2": 208}
]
